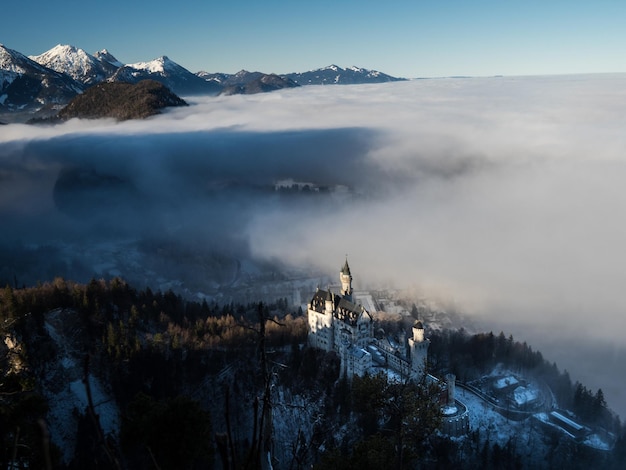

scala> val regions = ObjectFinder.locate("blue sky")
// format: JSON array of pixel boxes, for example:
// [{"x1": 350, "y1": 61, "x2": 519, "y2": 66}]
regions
[{"x1": 5, "y1": 0, "x2": 626, "y2": 77}]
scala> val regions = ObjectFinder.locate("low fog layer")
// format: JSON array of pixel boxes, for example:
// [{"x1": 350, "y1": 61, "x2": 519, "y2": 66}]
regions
[{"x1": 2, "y1": 74, "x2": 626, "y2": 416}]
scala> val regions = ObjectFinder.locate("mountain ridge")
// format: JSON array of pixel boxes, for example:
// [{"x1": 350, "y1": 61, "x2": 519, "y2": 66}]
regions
[
  {"x1": 219, "y1": 73, "x2": 300, "y2": 95},
  {"x1": 109, "y1": 55, "x2": 221, "y2": 96},
  {"x1": 283, "y1": 64, "x2": 405, "y2": 85}
]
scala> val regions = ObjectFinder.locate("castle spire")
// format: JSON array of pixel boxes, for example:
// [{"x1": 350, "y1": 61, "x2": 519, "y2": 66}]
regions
[
  {"x1": 340, "y1": 256, "x2": 353, "y2": 300},
  {"x1": 341, "y1": 256, "x2": 351, "y2": 276}
]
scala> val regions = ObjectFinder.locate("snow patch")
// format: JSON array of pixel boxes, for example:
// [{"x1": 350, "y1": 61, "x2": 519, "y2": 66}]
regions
[
  {"x1": 69, "y1": 377, "x2": 119, "y2": 436},
  {"x1": 584, "y1": 432, "x2": 612, "y2": 450},
  {"x1": 43, "y1": 311, "x2": 120, "y2": 464}
]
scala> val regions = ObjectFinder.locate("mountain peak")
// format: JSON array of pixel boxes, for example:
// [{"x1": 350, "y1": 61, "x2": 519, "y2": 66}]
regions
[
  {"x1": 29, "y1": 44, "x2": 119, "y2": 85},
  {"x1": 51, "y1": 44, "x2": 78, "y2": 53},
  {"x1": 94, "y1": 49, "x2": 123, "y2": 68},
  {"x1": 32, "y1": 44, "x2": 88, "y2": 63},
  {"x1": 127, "y1": 56, "x2": 183, "y2": 74}
]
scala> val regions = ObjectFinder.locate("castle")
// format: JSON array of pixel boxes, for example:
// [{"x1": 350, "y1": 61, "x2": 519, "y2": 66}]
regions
[{"x1": 307, "y1": 259, "x2": 429, "y2": 381}]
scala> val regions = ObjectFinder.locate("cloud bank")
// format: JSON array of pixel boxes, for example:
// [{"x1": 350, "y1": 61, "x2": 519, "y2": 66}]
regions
[
  {"x1": 2, "y1": 75, "x2": 626, "y2": 335},
  {"x1": 2, "y1": 73, "x2": 626, "y2": 413}
]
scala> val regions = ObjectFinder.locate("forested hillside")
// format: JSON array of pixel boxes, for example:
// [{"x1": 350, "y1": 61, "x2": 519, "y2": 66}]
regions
[{"x1": 1, "y1": 279, "x2": 625, "y2": 469}]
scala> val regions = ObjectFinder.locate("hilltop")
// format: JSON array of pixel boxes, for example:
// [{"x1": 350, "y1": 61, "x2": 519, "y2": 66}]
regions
[{"x1": 55, "y1": 80, "x2": 187, "y2": 121}]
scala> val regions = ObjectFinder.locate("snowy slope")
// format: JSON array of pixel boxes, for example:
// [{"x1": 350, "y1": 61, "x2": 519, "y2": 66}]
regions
[
  {"x1": 196, "y1": 70, "x2": 229, "y2": 84},
  {"x1": 43, "y1": 309, "x2": 120, "y2": 464},
  {"x1": 1, "y1": 44, "x2": 48, "y2": 88}
]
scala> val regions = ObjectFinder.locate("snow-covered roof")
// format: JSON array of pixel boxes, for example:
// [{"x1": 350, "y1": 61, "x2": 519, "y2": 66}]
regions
[
  {"x1": 347, "y1": 346, "x2": 371, "y2": 360},
  {"x1": 550, "y1": 411, "x2": 584, "y2": 431},
  {"x1": 494, "y1": 376, "x2": 518, "y2": 389},
  {"x1": 513, "y1": 386, "x2": 539, "y2": 405}
]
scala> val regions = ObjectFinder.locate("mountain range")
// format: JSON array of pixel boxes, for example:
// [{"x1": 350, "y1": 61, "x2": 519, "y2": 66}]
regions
[{"x1": 0, "y1": 43, "x2": 406, "y2": 121}]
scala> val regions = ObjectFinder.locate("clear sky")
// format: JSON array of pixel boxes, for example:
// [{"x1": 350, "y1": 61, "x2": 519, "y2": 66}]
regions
[{"x1": 4, "y1": 0, "x2": 626, "y2": 77}]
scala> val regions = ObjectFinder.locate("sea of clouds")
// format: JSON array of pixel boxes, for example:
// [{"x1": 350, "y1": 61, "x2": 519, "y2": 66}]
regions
[{"x1": 2, "y1": 73, "x2": 626, "y2": 416}]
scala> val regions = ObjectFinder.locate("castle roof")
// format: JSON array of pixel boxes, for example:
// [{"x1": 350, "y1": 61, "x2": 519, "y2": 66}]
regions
[
  {"x1": 337, "y1": 296, "x2": 362, "y2": 315},
  {"x1": 311, "y1": 288, "x2": 331, "y2": 305},
  {"x1": 310, "y1": 288, "x2": 370, "y2": 326}
]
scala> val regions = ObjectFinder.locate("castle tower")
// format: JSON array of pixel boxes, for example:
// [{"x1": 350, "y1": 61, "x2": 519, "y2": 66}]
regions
[
  {"x1": 446, "y1": 373, "x2": 456, "y2": 406},
  {"x1": 340, "y1": 258, "x2": 353, "y2": 300},
  {"x1": 408, "y1": 320, "x2": 429, "y2": 380},
  {"x1": 412, "y1": 321, "x2": 424, "y2": 342}
]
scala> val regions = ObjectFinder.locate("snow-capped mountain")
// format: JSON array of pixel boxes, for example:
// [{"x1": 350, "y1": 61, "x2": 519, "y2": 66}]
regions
[
  {"x1": 109, "y1": 56, "x2": 221, "y2": 96},
  {"x1": 1, "y1": 42, "x2": 407, "y2": 122},
  {"x1": 197, "y1": 67, "x2": 403, "y2": 88},
  {"x1": 29, "y1": 44, "x2": 120, "y2": 86},
  {"x1": 0, "y1": 44, "x2": 83, "y2": 116},
  {"x1": 283, "y1": 64, "x2": 405, "y2": 85}
]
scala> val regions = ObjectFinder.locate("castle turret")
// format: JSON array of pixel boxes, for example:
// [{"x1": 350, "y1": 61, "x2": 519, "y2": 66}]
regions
[
  {"x1": 340, "y1": 258, "x2": 353, "y2": 300},
  {"x1": 325, "y1": 288, "x2": 334, "y2": 314}
]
